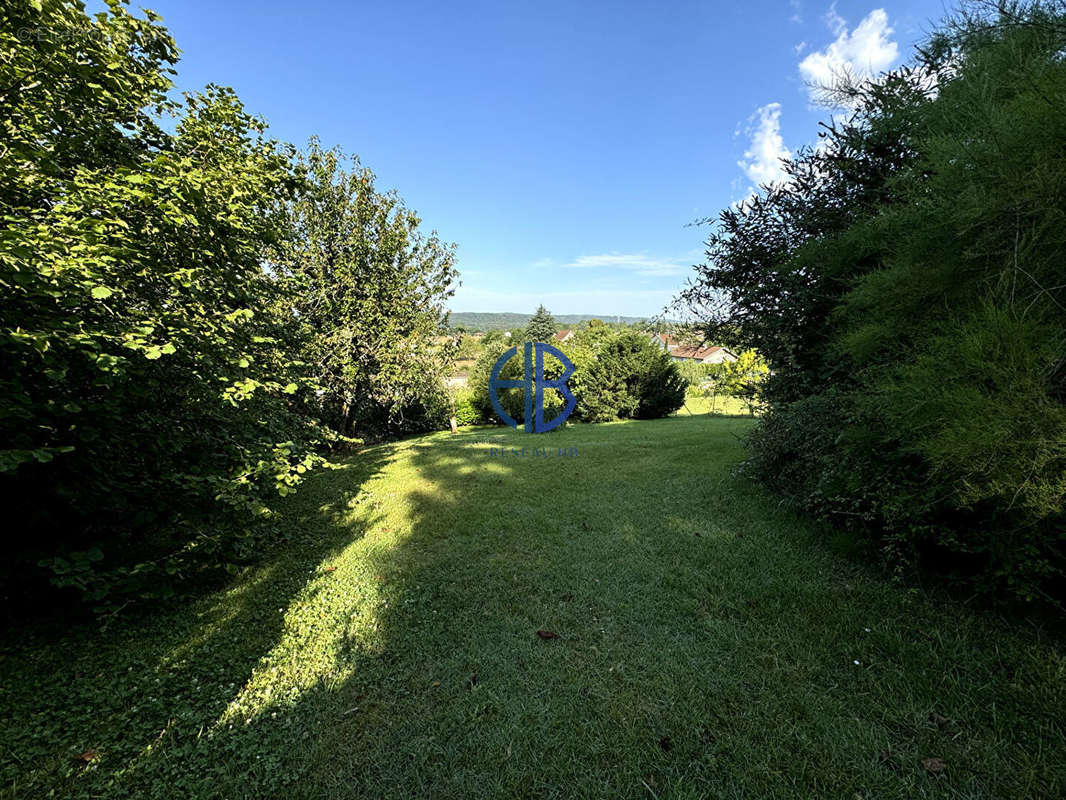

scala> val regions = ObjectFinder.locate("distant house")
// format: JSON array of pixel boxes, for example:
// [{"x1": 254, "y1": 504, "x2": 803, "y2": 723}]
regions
[
  {"x1": 554, "y1": 329, "x2": 574, "y2": 343},
  {"x1": 649, "y1": 333, "x2": 679, "y2": 352},
  {"x1": 670, "y1": 345, "x2": 737, "y2": 364}
]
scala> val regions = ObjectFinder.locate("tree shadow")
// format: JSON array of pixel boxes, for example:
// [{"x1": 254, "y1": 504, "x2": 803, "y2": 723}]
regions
[
  {"x1": 2, "y1": 421, "x2": 1063, "y2": 799},
  {"x1": 231, "y1": 424, "x2": 1066, "y2": 798},
  {"x1": 0, "y1": 445, "x2": 395, "y2": 798}
]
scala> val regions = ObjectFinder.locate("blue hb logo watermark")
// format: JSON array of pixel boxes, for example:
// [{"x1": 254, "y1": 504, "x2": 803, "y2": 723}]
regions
[{"x1": 489, "y1": 342, "x2": 576, "y2": 433}]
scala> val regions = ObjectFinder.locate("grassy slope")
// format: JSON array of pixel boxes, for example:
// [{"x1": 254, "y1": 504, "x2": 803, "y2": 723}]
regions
[{"x1": 1, "y1": 415, "x2": 1063, "y2": 799}]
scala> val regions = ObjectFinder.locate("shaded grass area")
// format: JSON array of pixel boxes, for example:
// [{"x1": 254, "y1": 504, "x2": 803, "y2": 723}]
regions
[{"x1": 1, "y1": 415, "x2": 1063, "y2": 798}]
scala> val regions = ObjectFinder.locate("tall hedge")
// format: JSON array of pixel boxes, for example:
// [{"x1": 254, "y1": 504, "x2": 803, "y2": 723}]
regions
[{"x1": 678, "y1": 3, "x2": 1066, "y2": 601}]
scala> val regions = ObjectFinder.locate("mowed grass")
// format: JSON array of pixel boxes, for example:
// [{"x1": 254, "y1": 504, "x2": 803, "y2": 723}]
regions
[
  {"x1": 1, "y1": 414, "x2": 1064, "y2": 799},
  {"x1": 675, "y1": 393, "x2": 751, "y2": 417}
]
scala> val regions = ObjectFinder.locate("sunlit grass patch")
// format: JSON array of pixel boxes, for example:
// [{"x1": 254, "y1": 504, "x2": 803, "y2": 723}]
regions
[{"x1": 1, "y1": 415, "x2": 1063, "y2": 798}]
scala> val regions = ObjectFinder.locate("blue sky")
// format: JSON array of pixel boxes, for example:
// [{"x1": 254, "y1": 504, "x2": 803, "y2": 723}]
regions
[{"x1": 143, "y1": 0, "x2": 945, "y2": 317}]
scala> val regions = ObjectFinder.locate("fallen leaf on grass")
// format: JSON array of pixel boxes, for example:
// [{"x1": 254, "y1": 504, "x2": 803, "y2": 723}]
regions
[
  {"x1": 536, "y1": 630, "x2": 560, "y2": 640},
  {"x1": 921, "y1": 757, "x2": 947, "y2": 774},
  {"x1": 76, "y1": 749, "x2": 99, "y2": 763},
  {"x1": 323, "y1": 566, "x2": 337, "y2": 572}
]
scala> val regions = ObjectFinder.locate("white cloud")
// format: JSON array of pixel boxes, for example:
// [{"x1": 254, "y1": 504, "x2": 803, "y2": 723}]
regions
[
  {"x1": 824, "y1": 3, "x2": 848, "y2": 36},
  {"x1": 798, "y1": 7, "x2": 898, "y2": 102},
  {"x1": 789, "y1": 0, "x2": 803, "y2": 24},
  {"x1": 737, "y1": 102, "x2": 791, "y2": 190},
  {"x1": 564, "y1": 252, "x2": 690, "y2": 278}
]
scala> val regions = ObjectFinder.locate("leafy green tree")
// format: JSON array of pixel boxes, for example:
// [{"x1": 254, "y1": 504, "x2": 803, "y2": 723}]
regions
[
  {"x1": 523, "y1": 304, "x2": 557, "y2": 342},
  {"x1": 716, "y1": 350, "x2": 769, "y2": 414},
  {"x1": 677, "y1": 3, "x2": 1066, "y2": 600},
  {"x1": 272, "y1": 141, "x2": 458, "y2": 438},
  {"x1": 0, "y1": 1, "x2": 463, "y2": 609},
  {"x1": 0, "y1": 0, "x2": 333, "y2": 605},
  {"x1": 571, "y1": 321, "x2": 614, "y2": 351},
  {"x1": 481, "y1": 329, "x2": 506, "y2": 347}
]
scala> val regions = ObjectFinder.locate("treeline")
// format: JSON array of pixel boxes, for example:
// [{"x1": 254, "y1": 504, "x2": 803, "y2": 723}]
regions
[
  {"x1": 679, "y1": 2, "x2": 1066, "y2": 602},
  {"x1": 0, "y1": 2, "x2": 456, "y2": 610},
  {"x1": 448, "y1": 312, "x2": 656, "y2": 332}
]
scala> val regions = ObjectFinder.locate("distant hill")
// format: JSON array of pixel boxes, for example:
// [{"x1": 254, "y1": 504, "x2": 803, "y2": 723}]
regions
[{"x1": 447, "y1": 312, "x2": 656, "y2": 331}]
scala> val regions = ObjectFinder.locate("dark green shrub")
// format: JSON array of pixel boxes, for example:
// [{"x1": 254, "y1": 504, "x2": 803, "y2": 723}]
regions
[
  {"x1": 678, "y1": 3, "x2": 1066, "y2": 601},
  {"x1": 452, "y1": 390, "x2": 483, "y2": 426},
  {"x1": 577, "y1": 332, "x2": 686, "y2": 422},
  {"x1": 468, "y1": 330, "x2": 685, "y2": 425}
]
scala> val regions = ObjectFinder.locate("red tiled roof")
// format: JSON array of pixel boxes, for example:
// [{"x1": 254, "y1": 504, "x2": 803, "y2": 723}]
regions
[
  {"x1": 671, "y1": 345, "x2": 722, "y2": 360},
  {"x1": 554, "y1": 329, "x2": 572, "y2": 340}
]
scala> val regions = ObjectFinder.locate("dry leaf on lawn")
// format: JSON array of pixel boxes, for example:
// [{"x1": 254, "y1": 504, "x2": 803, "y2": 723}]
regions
[{"x1": 921, "y1": 757, "x2": 947, "y2": 774}]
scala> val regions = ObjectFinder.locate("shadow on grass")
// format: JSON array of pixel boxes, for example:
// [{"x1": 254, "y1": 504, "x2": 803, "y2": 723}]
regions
[
  {"x1": 2, "y1": 418, "x2": 1064, "y2": 799},
  {"x1": 0, "y1": 446, "x2": 396, "y2": 799}
]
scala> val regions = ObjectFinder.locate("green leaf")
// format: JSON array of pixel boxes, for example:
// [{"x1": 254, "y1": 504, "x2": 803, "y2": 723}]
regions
[{"x1": 91, "y1": 286, "x2": 113, "y2": 299}]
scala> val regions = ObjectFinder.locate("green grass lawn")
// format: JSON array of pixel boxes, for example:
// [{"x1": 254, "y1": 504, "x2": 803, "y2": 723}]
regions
[
  {"x1": 675, "y1": 393, "x2": 751, "y2": 417},
  {"x1": 1, "y1": 414, "x2": 1063, "y2": 798}
]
